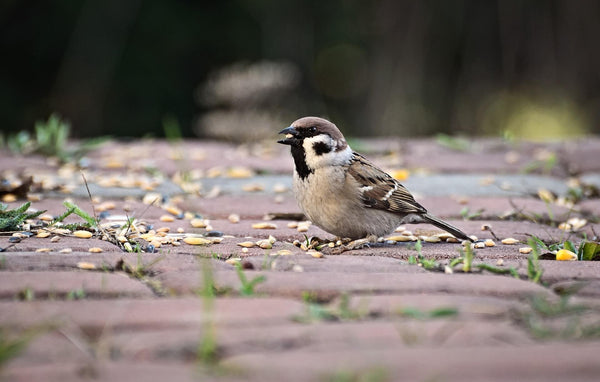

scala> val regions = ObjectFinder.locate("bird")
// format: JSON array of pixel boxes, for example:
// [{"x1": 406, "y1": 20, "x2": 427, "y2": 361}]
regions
[{"x1": 277, "y1": 116, "x2": 473, "y2": 244}]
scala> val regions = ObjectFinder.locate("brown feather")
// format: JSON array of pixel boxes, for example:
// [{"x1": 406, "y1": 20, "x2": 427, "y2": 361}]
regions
[{"x1": 348, "y1": 153, "x2": 427, "y2": 215}]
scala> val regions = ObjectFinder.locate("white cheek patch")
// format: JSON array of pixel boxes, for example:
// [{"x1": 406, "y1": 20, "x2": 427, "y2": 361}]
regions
[{"x1": 303, "y1": 135, "x2": 353, "y2": 169}]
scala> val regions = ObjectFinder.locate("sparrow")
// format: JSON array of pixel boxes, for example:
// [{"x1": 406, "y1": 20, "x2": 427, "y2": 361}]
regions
[{"x1": 277, "y1": 116, "x2": 472, "y2": 243}]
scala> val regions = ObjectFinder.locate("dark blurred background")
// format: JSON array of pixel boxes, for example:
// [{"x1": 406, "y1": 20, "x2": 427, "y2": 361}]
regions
[{"x1": 1, "y1": 0, "x2": 599, "y2": 140}]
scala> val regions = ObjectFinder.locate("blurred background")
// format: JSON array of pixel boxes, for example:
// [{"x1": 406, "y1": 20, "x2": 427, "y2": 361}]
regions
[{"x1": 1, "y1": 0, "x2": 599, "y2": 140}]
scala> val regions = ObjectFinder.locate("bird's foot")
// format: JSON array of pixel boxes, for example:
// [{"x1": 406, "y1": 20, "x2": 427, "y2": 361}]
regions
[{"x1": 329, "y1": 235, "x2": 379, "y2": 254}]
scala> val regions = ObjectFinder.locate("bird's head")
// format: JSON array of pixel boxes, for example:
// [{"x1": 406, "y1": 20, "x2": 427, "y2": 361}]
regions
[{"x1": 278, "y1": 116, "x2": 352, "y2": 172}]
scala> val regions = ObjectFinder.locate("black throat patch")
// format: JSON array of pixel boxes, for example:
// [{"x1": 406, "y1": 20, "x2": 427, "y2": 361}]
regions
[
  {"x1": 312, "y1": 141, "x2": 332, "y2": 156},
  {"x1": 290, "y1": 145, "x2": 313, "y2": 180}
]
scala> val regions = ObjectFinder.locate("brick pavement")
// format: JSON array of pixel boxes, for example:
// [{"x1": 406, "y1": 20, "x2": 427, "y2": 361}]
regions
[{"x1": 1, "y1": 137, "x2": 600, "y2": 381}]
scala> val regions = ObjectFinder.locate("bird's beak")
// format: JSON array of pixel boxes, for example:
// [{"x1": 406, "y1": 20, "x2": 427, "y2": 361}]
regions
[{"x1": 277, "y1": 126, "x2": 298, "y2": 145}]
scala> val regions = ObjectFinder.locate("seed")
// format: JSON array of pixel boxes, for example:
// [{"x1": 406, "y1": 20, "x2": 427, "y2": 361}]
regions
[
  {"x1": 241, "y1": 248, "x2": 249, "y2": 253},
  {"x1": 519, "y1": 247, "x2": 532, "y2": 254},
  {"x1": 237, "y1": 241, "x2": 255, "y2": 248},
  {"x1": 77, "y1": 262, "x2": 96, "y2": 270},
  {"x1": 50, "y1": 236, "x2": 60, "y2": 243},
  {"x1": 424, "y1": 236, "x2": 441, "y2": 243},
  {"x1": 297, "y1": 224, "x2": 309, "y2": 232},
  {"x1": 205, "y1": 225, "x2": 214, "y2": 231},
  {"x1": 276, "y1": 250, "x2": 293, "y2": 256},
  {"x1": 225, "y1": 258, "x2": 241, "y2": 265},
  {"x1": 88, "y1": 247, "x2": 103, "y2": 253},
  {"x1": 36, "y1": 231, "x2": 50, "y2": 238},
  {"x1": 501, "y1": 238, "x2": 519, "y2": 245},
  {"x1": 190, "y1": 219, "x2": 207, "y2": 228},
  {"x1": 227, "y1": 166, "x2": 254, "y2": 178},
  {"x1": 124, "y1": 242, "x2": 133, "y2": 252},
  {"x1": 395, "y1": 226, "x2": 406, "y2": 232},
  {"x1": 444, "y1": 266, "x2": 453, "y2": 274},
  {"x1": 292, "y1": 264, "x2": 304, "y2": 272},
  {"x1": 150, "y1": 240, "x2": 162, "y2": 248},
  {"x1": 183, "y1": 237, "x2": 212, "y2": 245},
  {"x1": 101, "y1": 201, "x2": 116, "y2": 210},
  {"x1": 558, "y1": 222, "x2": 572, "y2": 231},
  {"x1": 268, "y1": 235, "x2": 277, "y2": 244},
  {"x1": 39, "y1": 214, "x2": 54, "y2": 221},
  {"x1": 242, "y1": 183, "x2": 265, "y2": 192},
  {"x1": 177, "y1": 227, "x2": 184, "y2": 233},
  {"x1": 273, "y1": 183, "x2": 289, "y2": 193},
  {"x1": 142, "y1": 192, "x2": 162, "y2": 205},
  {"x1": 252, "y1": 222, "x2": 277, "y2": 229},
  {"x1": 228, "y1": 214, "x2": 240, "y2": 224},
  {"x1": 435, "y1": 232, "x2": 455, "y2": 240},
  {"x1": 2, "y1": 194, "x2": 17, "y2": 203},
  {"x1": 556, "y1": 249, "x2": 577, "y2": 261},
  {"x1": 484, "y1": 239, "x2": 496, "y2": 247},
  {"x1": 27, "y1": 194, "x2": 42, "y2": 202},
  {"x1": 446, "y1": 237, "x2": 460, "y2": 243},
  {"x1": 496, "y1": 259, "x2": 504, "y2": 266},
  {"x1": 537, "y1": 188, "x2": 555, "y2": 203},
  {"x1": 567, "y1": 217, "x2": 587, "y2": 231},
  {"x1": 401, "y1": 230, "x2": 413, "y2": 236},
  {"x1": 47, "y1": 228, "x2": 71, "y2": 235},
  {"x1": 474, "y1": 242, "x2": 485, "y2": 249},
  {"x1": 156, "y1": 227, "x2": 170, "y2": 233},
  {"x1": 165, "y1": 206, "x2": 182, "y2": 216},
  {"x1": 60, "y1": 248, "x2": 73, "y2": 253},
  {"x1": 309, "y1": 250, "x2": 323, "y2": 258},
  {"x1": 256, "y1": 240, "x2": 272, "y2": 249},
  {"x1": 387, "y1": 235, "x2": 413, "y2": 242},
  {"x1": 469, "y1": 235, "x2": 478, "y2": 241},
  {"x1": 210, "y1": 237, "x2": 223, "y2": 244},
  {"x1": 74, "y1": 230, "x2": 93, "y2": 239},
  {"x1": 160, "y1": 215, "x2": 175, "y2": 222},
  {"x1": 36, "y1": 248, "x2": 51, "y2": 252}
]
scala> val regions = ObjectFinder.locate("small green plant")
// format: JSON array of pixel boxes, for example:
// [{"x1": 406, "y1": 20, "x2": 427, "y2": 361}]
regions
[
  {"x1": 323, "y1": 367, "x2": 389, "y2": 382},
  {"x1": 396, "y1": 306, "x2": 459, "y2": 320},
  {"x1": 515, "y1": 293, "x2": 600, "y2": 340},
  {"x1": 462, "y1": 244, "x2": 474, "y2": 272},
  {"x1": 197, "y1": 259, "x2": 219, "y2": 366},
  {"x1": 16, "y1": 288, "x2": 34, "y2": 301},
  {"x1": 0, "y1": 325, "x2": 52, "y2": 367},
  {"x1": 66, "y1": 288, "x2": 86, "y2": 300},
  {"x1": 0, "y1": 202, "x2": 45, "y2": 231},
  {"x1": 436, "y1": 133, "x2": 471, "y2": 152},
  {"x1": 476, "y1": 263, "x2": 520, "y2": 278},
  {"x1": 526, "y1": 238, "x2": 544, "y2": 283},
  {"x1": 294, "y1": 293, "x2": 369, "y2": 323},
  {"x1": 234, "y1": 263, "x2": 266, "y2": 296},
  {"x1": 407, "y1": 239, "x2": 443, "y2": 271},
  {"x1": 6, "y1": 131, "x2": 34, "y2": 154},
  {"x1": 62, "y1": 201, "x2": 97, "y2": 228},
  {"x1": 33, "y1": 113, "x2": 70, "y2": 157},
  {"x1": 521, "y1": 152, "x2": 558, "y2": 175},
  {"x1": 459, "y1": 206, "x2": 484, "y2": 220},
  {"x1": 117, "y1": 255, "x2": 165, "y2": 296},
  {"x1": 4, "y1": 114, "x2": 107, "y2": 162}
]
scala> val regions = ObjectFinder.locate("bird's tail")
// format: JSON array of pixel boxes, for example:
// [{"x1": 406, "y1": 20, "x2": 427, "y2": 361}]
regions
[{"x1": 421, "y1": 213, "x2": 473, "y2": 242}]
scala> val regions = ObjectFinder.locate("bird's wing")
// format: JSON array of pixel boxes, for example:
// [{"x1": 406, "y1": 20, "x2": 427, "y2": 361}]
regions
[{"x1": 347, "y1": 153, "x2": 427, "y2": 215}]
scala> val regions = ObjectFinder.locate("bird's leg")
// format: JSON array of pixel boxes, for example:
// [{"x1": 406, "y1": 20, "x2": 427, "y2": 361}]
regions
[{"x1": 330, "y1": 234, "x2": 379, "y2": 254}]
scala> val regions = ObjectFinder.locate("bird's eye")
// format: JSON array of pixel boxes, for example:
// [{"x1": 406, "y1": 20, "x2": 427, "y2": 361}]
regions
[{"x1": 309, "y1": 126, "x2": 317, "y2": 133}]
